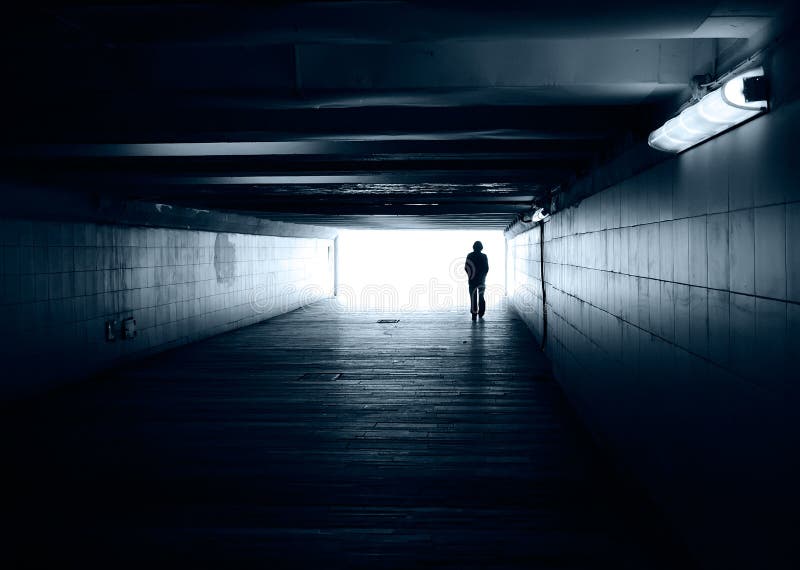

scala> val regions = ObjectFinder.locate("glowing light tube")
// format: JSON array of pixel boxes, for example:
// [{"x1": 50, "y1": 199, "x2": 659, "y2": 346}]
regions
[{"x1": 648, "y1": 68, "x2": 767, "y2": 153}]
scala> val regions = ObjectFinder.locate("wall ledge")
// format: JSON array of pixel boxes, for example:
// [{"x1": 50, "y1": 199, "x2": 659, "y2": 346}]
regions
[{"x1": 0, "y1": 183, "x2": 338, "y2": 240}]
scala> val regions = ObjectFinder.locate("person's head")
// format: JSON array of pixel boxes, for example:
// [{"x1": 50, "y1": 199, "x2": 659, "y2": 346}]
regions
[{"x1": 472, "y1": 241, "x2": 483, "y2": 252}]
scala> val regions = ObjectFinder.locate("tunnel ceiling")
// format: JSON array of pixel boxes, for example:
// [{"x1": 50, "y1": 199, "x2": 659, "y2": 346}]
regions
[{"x1": 0, "y1": 1, "x2": 788, "y2": 229}]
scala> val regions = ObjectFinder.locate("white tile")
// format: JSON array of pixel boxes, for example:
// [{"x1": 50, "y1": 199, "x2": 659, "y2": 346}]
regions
[
  {"x1": 730, "y1": 293, "x2": 757, "y2": 381},
  {"x1": 755, "y1": 298, "x2": 787, "y2": 391},
  {"x1": 729, "y1": 209, "x2": 755, "y2": 295},
  {"x1": 707, "y1": 212, "x2": 730, "y2": 291},
  {"x1": 688, "y1": 216, "x2": 708, "y2": 287},
  {"x1": 674, "y1": 283, "x2": 691, "y2": 350},
  {"x1": 689, "y1": 286, "x2": 708, "y2": 358},
  {"x1": 754, "y1": 205, "x2": 786, "y2": 300},
  {"x1": 673, "y1": 218, "x2": 690, "y2": 284},
  {"x1": 788, "y1": 203, "x2": 800, "y2": 303}
]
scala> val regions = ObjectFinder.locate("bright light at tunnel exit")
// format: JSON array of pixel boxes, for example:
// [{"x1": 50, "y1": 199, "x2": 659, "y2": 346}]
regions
[{"x1": 337, "y1": 230, "x2": 506, "y2": 311}]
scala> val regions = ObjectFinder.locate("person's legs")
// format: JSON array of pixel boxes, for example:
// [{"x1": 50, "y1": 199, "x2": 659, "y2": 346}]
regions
[
  {"x1": 469, "y1": 284, "x2": 478, "y2": 318},
  {"x1": 478, "y1": 285, "x2": 486, "y2": 317}
]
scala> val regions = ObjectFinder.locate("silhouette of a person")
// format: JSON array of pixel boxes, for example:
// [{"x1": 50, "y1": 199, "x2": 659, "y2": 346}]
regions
[{"x1": 465, "y1": 241, "x2": 489, "y2": 320}]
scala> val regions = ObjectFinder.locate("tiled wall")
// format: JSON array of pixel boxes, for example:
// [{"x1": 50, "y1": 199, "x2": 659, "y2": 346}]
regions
[
  {"x1": 0, "y1": 220, "x2": 334, "y2": 399},
  {"x1": 508, "y1": 99, "x2": 799, "y2": 567}
]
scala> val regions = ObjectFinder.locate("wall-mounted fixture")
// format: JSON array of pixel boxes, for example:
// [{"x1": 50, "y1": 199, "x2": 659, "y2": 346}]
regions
[
  {"x1": 531, "y1": 207, "x2": 550, "y2": 223},
  {"x1": 105, "y1": 320, "x2": 117, "y2": 342},
  {"x1": 648, "y1": 67, "x2": 768, "y2": 153},
  {"x1": 122, "y1": 317, "x2": 137, "y2": 339},
  {"x1": 519, "y1": 204, "x2": 550, "y2": 224},
  {"x1": 106, "y1": 317, "x2": 137, "y2": 341}
]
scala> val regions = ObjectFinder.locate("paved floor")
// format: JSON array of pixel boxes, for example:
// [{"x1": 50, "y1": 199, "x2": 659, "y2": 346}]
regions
[{"x1": 4, "y1": 300, "x2": 687, "y2": 568}]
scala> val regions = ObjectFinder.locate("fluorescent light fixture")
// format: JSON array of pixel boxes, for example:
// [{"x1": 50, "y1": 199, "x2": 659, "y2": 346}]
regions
[{"x1": 648, "y1": 67, "x2": 767, "y2": 153}]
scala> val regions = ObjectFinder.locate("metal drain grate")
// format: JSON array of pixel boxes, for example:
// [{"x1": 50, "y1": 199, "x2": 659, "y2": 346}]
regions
[
  {"x1": 297, "y1": 373, "x2": 343, "y2": 381},
  {"x1": 377, "y1": 319, "x2": 400, "y2": 323}
]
